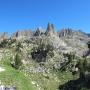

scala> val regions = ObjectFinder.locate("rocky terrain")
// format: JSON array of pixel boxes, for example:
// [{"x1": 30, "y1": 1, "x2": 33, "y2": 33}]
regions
[{"x1": 0, "y1": 23, "x2": 90, "y2": 90}]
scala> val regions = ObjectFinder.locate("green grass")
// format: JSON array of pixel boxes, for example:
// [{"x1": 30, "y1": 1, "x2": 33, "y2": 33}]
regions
[
  {"x1": 0, "y1": 65, "x2": 36, "y2": 90},
  {"x1": 53, "y1": 70, "x2": 79, "y2": 85},
  {"x1": 29, "y1": 73, "x2": 59, "y2": 90},
  {"x1": 0, "y1": 56, "x2": 79, "y2": 90}
]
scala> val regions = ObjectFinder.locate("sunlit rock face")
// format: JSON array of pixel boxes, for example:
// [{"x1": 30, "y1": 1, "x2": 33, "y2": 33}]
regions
[
  {"x1": 59, "y1": 28, "x2": 88, "y2": 40},
  {"x1": 12, "y1": 30, "x2": 33, "y2": 40},
  {"x1": 34, "y1": 27, "x2": 45, "y2": 36},
  {"x1": 58, "y1": 28, "x2": 90, "y2": 56},
  {"x1": 59, "y1": 28, "x2": 73, "y2": 37},
  {"x1": 0, "y1": 32, "x2": 9, "y2": 41},
  {"x1": 45, "y1": 23, "x2": 57, "y2": 36}
]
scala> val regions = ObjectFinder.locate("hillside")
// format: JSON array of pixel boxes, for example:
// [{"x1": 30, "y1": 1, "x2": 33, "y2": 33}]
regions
[{"x1": 0, "y1": 23, "x2": 90, "y2": 90}]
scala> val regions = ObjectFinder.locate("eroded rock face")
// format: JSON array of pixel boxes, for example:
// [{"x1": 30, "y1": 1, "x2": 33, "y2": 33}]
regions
[
  {"x1": 34, "y1": 27, "x2": 45, "y2": 36},
  {"x1": 59, "y1": 28, "x2": 73, "y2": 37},
  {"x1": 45, "y1": 23, "x2": 57, "y2": 36},
  {"x1": 47, "y1": 23, "x2": 54, "y2": 31},
  {"x1": 0, "y1": 32, "x2": 9, "y2": 41},
  {"x1": 12, "y1": 30, "x2": 33, "y2": 40},
  {"x1": 59, "y1": 28, "x2": 89, "y2": 40}
]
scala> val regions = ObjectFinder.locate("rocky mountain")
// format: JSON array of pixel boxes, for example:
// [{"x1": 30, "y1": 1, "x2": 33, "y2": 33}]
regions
[
  {"x1": 10, "y1": 23, "x2": 90, "y2": 57},
  {"x1": 1, "y1": 23, "x2": 89, "y2": 56},
  {"x1": 87, "y1": 33, "x2": 90, "y2": 37},
  {"x1": 0, "y1": 23, "x2": 90, "y2": 90},
  {"x1": 59, "y1": 28, "x2": 73, "y2": 37},
  {"x1": 12, "y1": 30, "x2": 33, "y2": 40},
  {"x1": 45, "y1": 23, "x2": 57, "y2": 36},
  {"x1": 34, "y1": 27, "x2": 45, "y2": 36},
  {"x1": 0, "y1": 32, "x2": 9, "y2": 41},
  {"x1": 58, "y1": 28, "x2": 90, "y2": 56},
  {"x1": 59, "y1": 28, "x2": 88, "y2": 39}
]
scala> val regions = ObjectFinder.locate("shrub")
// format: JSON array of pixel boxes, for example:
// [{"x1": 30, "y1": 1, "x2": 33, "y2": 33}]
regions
[
  {"x1": 31, "y1": 43, "x2": 54, "y2": 62},
  {"x1": 87, "y1": 41, "x2": 90, "y2": 49},
  {"x1": 15, "y1": 42, "x2": 23, "y2": 52},
  {"x1": 60, "y1": 53, "x2": 75, "y2": 72},
  {"x1": 0, "y1": 38, "x2": 16, "y2": 48},
  {"x1": 76, "y1": 57, "x2": 90, "y2": 81},
  {"x1": 0, "y1": 39, "x2": 8, "y2": 48},
  {"x1": 12, "y1": 53, "x2": 22, "y2": 69}
]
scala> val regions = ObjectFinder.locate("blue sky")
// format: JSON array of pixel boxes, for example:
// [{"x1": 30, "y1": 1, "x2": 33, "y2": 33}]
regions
[{"x1": 0, "y1": 0, "x2": 90, "y2": 34}]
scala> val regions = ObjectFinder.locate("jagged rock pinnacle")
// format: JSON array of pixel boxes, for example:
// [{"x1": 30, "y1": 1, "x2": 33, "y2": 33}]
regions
[
  {"x1": 0, "y1": 32, "x2": 8, "y2": 41},
  {"x1": 34, "y1": 27, "x2": 45, "y2": 36},
  {"x1": 59, "y1": 28, "x2": 73, "y2": 37},
  {"x1": 46, "y1": 23, "x2": 56, "y2": 36},
  {"x1": 12, "y1": 30, "x2": 33, "y2": 40}
]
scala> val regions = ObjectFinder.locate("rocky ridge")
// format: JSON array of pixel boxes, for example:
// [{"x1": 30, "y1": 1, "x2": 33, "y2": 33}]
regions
[
  {"x1": 0, "y1": 23, "x2": 89, "y2": 57},
  {"x1": 0, "y1": 23, "x2": 90, "y2": 90}
]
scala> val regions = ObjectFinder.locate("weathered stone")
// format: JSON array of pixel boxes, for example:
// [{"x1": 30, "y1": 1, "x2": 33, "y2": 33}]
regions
[
  {"x1": 45, "y1": 23, "x2": 57, "y2": 36},
  {"x1": 12, "y1": 30, "x2": 33, "y2": 40},
  {"x1": 0, "y1": 86, "x2": 16, "y2": 90},
  {"x1": 34, "y1": 27, "x2": 45, "y2": 36},
  {"x1": 59, "y1": 28, "x2": 73, "y2": 37},
  {"x1": 0, "y1": 32, "x2": 8, "y2": 41}
]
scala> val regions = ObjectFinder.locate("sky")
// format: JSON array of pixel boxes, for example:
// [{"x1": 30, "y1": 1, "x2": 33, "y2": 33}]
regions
[{"x1": 0, "y1": 0, "x2": 90, "y2": 34}]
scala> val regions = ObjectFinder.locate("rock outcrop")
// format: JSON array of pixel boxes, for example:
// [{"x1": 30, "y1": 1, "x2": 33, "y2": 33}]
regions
[
  {"x1": 59, "y1": 28, "x2": 90, "y2": 56},
  {"x1": 59, "y1": 28, "x2": 73, "y2": 37},
  {"x1": 45, "y1": 23, "x2": 57, "y2": 36},
  {"x1": 0, "y1": 86, "x2": 16, "y2": 90},
  {"x1": 34, "y1": 27, "x2": 45, "y2": 36},
  {"x1": 0, "y1": 32, "x2": 8, "y2": 41},
  {"x1": 59, "y1": 28, "x2": 88, "y2": 40},
  {"x1": 12, "y1": 30, "x2": 33, "y2": 40}
]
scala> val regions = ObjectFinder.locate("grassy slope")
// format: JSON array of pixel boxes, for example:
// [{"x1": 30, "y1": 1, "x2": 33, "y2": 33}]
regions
[
  {"x1": 0, "y1": 65, "x2": 36, "y2": 90},
  {"x1": 0, "y1": 53, "x2": 79, "y2": 90}
]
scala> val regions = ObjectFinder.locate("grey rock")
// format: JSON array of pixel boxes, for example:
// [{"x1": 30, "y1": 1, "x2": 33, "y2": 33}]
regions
[
  {"x1": 59, "y1": 28, "x2": 73, "y2": 37},
  {"x1": 34, "y1": 27, "x2": 45, "y2": 36},
  {"x1": 0, "y1": 86, "x2": 16, "y2": 90},
  {"x1": 45, "y1": 23, "x2": 57, "y2": 36},
  {"x1": 5, "y1": 87, "x2": 16, "y2": 90},
  {"x1": 12, "y1": 30, "x2": 33, "y2": 40},
  {"x1": 0, "y1": 32, "x2": 8, "y2": 41}
]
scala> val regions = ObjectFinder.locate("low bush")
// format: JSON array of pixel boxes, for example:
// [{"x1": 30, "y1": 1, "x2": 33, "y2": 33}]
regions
[
  {"x1": 31, "y1": 43, "x2": 54, "y2": 62},
  {"x1": 12, "y1": 53, "x2": 22, "y2": 69}
]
